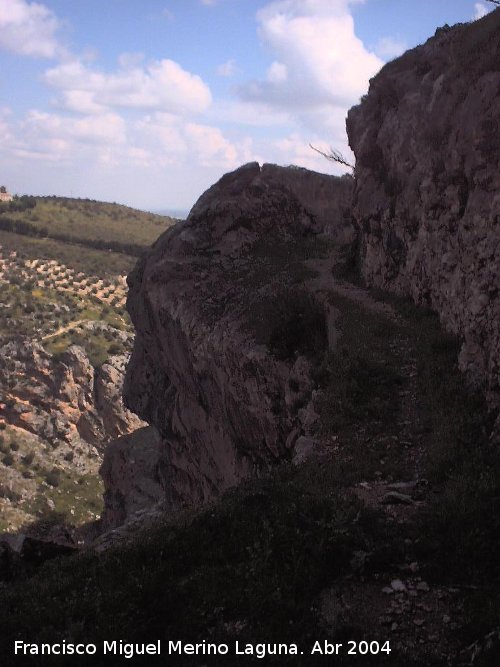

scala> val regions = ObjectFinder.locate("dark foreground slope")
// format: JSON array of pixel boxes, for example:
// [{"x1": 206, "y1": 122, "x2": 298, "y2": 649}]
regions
[{"x1": 1, "y1": 272, "x2": 499, "y2": 666}]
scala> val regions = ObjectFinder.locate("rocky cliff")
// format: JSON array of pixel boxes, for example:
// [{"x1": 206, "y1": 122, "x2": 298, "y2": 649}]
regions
[
  {"x1": 0, "y1": 338, "x2": 144, "y2": 451},
  {"x1": 347, "y1": 10, "x2": 500, "y2": 402},
  {"x1": 102, "y1": 13, "x2": 500, "y2": 528},
  {"x1": 100, "y1": 164, "x2": 354, "y2": 525}
]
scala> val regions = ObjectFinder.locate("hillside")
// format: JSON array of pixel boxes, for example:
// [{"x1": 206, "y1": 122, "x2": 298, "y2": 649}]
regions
[
  {"x1": 0, "y1": 196, "x2": 177, "y2": 256},
  {"x1": 0, "y1": 197, "x2": 176, "y2": 533}
]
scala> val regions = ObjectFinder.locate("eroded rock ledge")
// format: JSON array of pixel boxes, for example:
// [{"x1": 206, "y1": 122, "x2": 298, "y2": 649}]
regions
[
  {"x1": 100, "y1": 164, "x2": 354, "y2": 526},
  {"x1": 347, "y1": 10, "x2": 500, "y2": 402},
  {"x1": 0, "y1": 338, "x2": 143, "y2": 451}
]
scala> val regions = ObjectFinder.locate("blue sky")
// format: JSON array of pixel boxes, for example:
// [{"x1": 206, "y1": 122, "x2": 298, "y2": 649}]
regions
[{"x1": 0, "y1": 0, "x2": 494, "y2": 212}]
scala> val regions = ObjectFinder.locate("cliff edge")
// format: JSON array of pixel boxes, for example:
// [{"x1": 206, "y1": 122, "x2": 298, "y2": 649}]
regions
[
  {"x1": 347, "y1": 9, "x2": 500, "y2": 401},
  {"x1": 103, "y1": 164, "x2": 353, "y2": 524}
]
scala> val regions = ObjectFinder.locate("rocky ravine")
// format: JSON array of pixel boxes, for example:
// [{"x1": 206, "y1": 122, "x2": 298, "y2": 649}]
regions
[
  {"x1": 0, "y1": 338, "x2": 143, "y2": 451},
  {"x1": 0, "y1": 338, "x2": 145, "y2": 531},
  {"x1": 347, "y1": 9, "x2": 500, "y2": 405},
  {"x1": 101, "y1": 164, "x2": 354, "y2": 527}
]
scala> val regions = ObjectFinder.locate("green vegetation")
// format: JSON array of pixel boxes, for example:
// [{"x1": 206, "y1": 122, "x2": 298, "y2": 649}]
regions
[
  {"x1": 0, "y1": 195, "x2": 144, "y2": 533},
  {"x1": 252, "y1": 289, "x2": 328, "y2": 362},
  {"x1": 0, "y1": 468, "x2": 378, "y2": 667},
  {"x1": 45, "y1": 325, "x2": 129, "y2": 368},
  {"x1": 0, "y1": 425, "x2": 103, "y2": 532},
  {"x1": 0, "y1": 230, "x2": 136, "y2": 277},
  {"x1": 0, "y1": 196, "x2": 176, "y2": 255},
  {"x1": 25, "y1": 471, "x2": 103, "y2": 525}
]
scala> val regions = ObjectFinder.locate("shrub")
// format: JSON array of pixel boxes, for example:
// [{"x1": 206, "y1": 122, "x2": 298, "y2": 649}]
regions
[
  {"x1": 45, "y1": 469, "x2": 60, "y2": 487},
  {"x1": 0, "y1": 485, "x2": 21, "y2": 502},
  {"x1": 108, "y1": 342, "x2": 122, "y2": 355},
  {"x1": 22, "y1": 452, "x2": 34, "y2": 465},
  {"x1": 268, "y1": 291, "x2": 328, "y2": 362},
  {"x1": 2, "y1": 454, "x2": 14, "y2": 466}
]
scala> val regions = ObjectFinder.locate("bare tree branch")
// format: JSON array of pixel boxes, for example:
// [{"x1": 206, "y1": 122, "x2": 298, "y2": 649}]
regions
[
  {"x1": 486, "y1": 0, "x2": 500, "y2": 6},
  {"x1": 309, "y1": 144, "x2": 355, "y2": 170}
]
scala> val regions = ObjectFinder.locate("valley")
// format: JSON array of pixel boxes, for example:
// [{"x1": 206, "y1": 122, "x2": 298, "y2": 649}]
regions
[{"x1": 0, "y1": 197, "x2": 175, "y2": 533}]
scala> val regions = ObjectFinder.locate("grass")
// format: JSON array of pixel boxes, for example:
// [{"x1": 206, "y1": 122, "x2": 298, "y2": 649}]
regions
[
  {"x1": 24, "y1": 472, "x2": 103, "y2": 526},
  {"x1": 0, "y1": 426, "x2": 103, "y2": 533},
  {"x1": 0, "y1": 229, "x2": 136, "y2": 278},
  {"x1": 0, "y1": 468, "x2": 374, "y2": 667},
  {"x1": 0, "y1": 196, "x2": 175, "y2": 249},
  {"x1": 248, "y1": 288, "x2": 328, "y2": 362},
  {"x1": 0, "y1": 278, "x2": 131, "y2": 365},
  {"x1": 364, "y1": 290, "x2": 500, "y2": 602},
  {"x1": 45, "y1": 328, "x2": 129, "y2": 367}
]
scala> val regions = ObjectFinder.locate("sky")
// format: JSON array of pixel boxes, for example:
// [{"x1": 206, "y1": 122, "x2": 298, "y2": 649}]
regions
[{"x1": 0, "y1": 0, "x2": 495, "y2": 213}]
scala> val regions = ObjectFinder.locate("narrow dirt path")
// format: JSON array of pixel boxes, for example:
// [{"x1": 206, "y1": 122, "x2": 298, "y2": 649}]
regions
[
  {"x1": 41, "y1": 319, "x2": 88, "y2": 340},
  {"x1": 304, "y1": 269, "x2": 480, "y2": 665}
]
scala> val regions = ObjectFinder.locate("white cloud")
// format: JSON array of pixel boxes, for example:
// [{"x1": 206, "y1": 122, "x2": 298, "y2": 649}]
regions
[
  {"x1": 473, "y1": 2, "x2": 492, "y2": 20},
  {"x1": 0, "y1": 0, "x2": 62, "y2": 58},
  {"x1": 0, "y1": 109, "x2": 126, "y2": 166},
  {"x1": 375, "y1": 36, "x2": 407, "y2": 59},
  {"x1": 267, "y1": 61, "x2": 288, "y2": 83},
  {"x1": 23, "y1": 110, "x2": 126, "y2": 147},
  {"x1": 238, "y1": 0, "x2": 382, "y2": 114},
  {"x1": 136, "y1": 113, "x2": 188, "y2": 164},
  {"x1": 184, "y1": 123, "x2": 239, "y2": 167},
  {"x1": 207, "y1": 99, "x2": 291, "y2": 127},
  {"x1": 44, "y1": 58, "x2": 212, "y2": 115},
  {"x1": 217, "y1": 59, "x2": 238, "y2": 77},
  {"x1": 135, "y1": 112, "x2": 253, "y2": 169}
]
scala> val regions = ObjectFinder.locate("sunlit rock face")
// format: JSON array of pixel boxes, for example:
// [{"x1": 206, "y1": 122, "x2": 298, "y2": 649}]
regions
[
  {"x1": 113, "y1": 163, "x2": 353, "y2": 521},
  {"x1": 347, "y1": 10, "x2": 500, "y2": 402},
  {"x1": 0, "y1": 339, "x2": 144, "y2": 450}
]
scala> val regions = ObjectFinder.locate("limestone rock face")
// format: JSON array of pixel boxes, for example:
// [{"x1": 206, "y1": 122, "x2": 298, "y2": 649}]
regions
[
  {"x1": 347, "y1": 10, "x2": 500, "y2": 401},
  {"x1": 0, "y1": 338, "x2": 144, "y2": 451},
  {"x1": 100, "y1": 426, "x2": 164, "y2": 530},
  {"x1": 117, "y1": 163, "x2": 353, "y2": 520}
]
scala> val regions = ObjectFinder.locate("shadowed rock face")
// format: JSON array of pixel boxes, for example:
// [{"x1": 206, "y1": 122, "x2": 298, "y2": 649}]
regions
[
  {"x1": 347, "y1": 10, "x2": 500, "y2": 401},
  {"x1": 105, "y1": 164, "x2": 353, "y2": 523}
]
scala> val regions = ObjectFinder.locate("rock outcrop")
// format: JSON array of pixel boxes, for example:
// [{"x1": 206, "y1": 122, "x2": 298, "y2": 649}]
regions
[
  {"x1": 102, "y1": 13, "x2": 500, "y2": 528},
  {"x1": 100, "y1": 426, "x2": 164, "y2": 529},
  {"x1": 0, "y1": 338, "x2": 144, "y2": 451},
  {"x1": 347, "y1": 10, "x2": 500, "y2": 401},
  {"x1": 102, "y1": 164, "x2": 353, "y2": 525}
]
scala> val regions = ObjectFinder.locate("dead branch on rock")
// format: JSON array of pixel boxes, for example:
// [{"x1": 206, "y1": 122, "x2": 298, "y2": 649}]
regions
[{"x1": 309, "y1": 144, "x2": 355, "y2": 170}]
